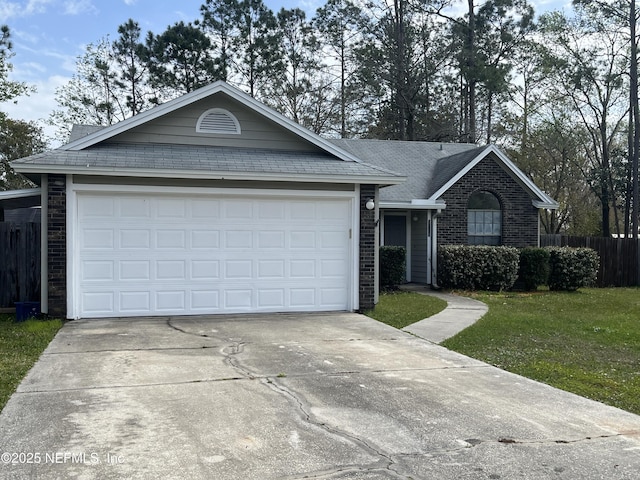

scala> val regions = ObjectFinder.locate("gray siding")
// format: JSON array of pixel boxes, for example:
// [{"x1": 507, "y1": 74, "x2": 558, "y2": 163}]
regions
[
  {"x1": 411, "y1": 211, "x2": 429, "y2": 283},
  {"x1": 108, "y1": 94, "x2": 320, "y2": 152}
]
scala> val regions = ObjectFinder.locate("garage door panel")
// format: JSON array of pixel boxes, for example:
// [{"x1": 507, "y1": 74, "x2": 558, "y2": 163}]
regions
[
  {"x1": 290, "y1": 231, "x2": 316, "y2": 249},
  {"x1": 225, "y1": 230, "x2": 252, "y2": 248},
  {"x1": 156, "y1": 291, "x2": 186, "y2": 311},
  {"x1": 225, "y1": 201, "x2": 253, "y2": 219},
  {"x1": 290, "y1": 259, "x2": 315, "y2": 278},
  {"x1": 119, "y1": 198, "x2": 150, "y2": 218},
  {"x1": 290, "y1": 288, "x2": 315, "y2": 307},
  {"x1": 225, "y1": 290, "x2": 252, "y2": 309},
  {"x1": 156, "y1": 260, "x2": 186, "y2": 280},
  {"x1": 120, "y1": 291, "x2": 150, "y2": 312},
  {"x1": 258, "y1": 231, "x2": 285, "y2": 248},
  {"x1": 191, "y1": 290, "x2": 219, "y2": 310},
  {"x1": 258, "y1": 260, "x2": 285, "y2": 278},
  {"x1": 258, "y1": 289, "x2": 285, "y2": 308},
  {"x1": 80, "y1": 196, "x2": 115, "y2": 218},
  {"x1": 82, "y1": 292, "x2": 114, "y2": 314},
  {"x1": 157, "y1": 198, "x2": 186, "y2": 217},
  {"x1": 120, "y1": 229, "x2": 150, "y2": 249},
  {"x1": 83, "y1": 229, "x2": 114, "y2": 249},
  {"x1": 191, "y1": 230, "x2": 220, "y2": 249},
  {"x1": 192, "y1": 199, "x2": 220, "y2": 219},
  {"x1": 77, "y1": 193, "x2": 352, "y2": 317},
  {"x1": 192, "y1": 260, "x2": 219, "y2": 279},
  {"x1": 157, "y1": 230, "x2": 186, "y2": 249},
  {"x1": 120, "y1": 261, "x2": 150, "y2": 281}
]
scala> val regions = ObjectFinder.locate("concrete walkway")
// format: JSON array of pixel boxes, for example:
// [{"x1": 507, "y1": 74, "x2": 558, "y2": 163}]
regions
[{"x1": 401, "y1": 284, "x2": 488, "y2": 343}]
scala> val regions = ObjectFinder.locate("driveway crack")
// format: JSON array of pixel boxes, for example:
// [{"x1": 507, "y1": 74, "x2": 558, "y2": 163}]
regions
[
  {"x1": 217, "y1": 338, "x2": 411, "y2": 478},
  {"x1": 264, "y1": 378, "x2": 412, "y2": 479}
]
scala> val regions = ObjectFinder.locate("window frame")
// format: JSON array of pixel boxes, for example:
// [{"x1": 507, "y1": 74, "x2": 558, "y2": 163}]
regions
[{"x1": 467, "y1": 191, "x2": 502, "y2": 246}]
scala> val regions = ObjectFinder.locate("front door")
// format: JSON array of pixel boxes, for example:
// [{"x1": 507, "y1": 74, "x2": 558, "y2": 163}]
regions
[{"x1": 383, "y1": 214, "x2": 409, "y2": 281}]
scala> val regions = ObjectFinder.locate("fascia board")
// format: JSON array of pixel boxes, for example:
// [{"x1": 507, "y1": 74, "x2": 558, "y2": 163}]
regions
[
  {"x1": 533, "y1": 199, "x2": 560, "y2": 209},
  {"x1": 380, "y1": 200, "x2": 445, "y2": 210},
  {"x1": 0, "y1": 188, "x2": 42, "y2": 200},
  {"x1": 59, "y1": 81, "x2": 366, "y2": 165},
  {"x1": 428, "y1": 145, "x2": 559, "y2": 207},
  {"x1": 12, "y1": 163, "x2": 405, "y2": 186},
  {"x1": 60, "y1": 83, "x2": 227, "y2": 151}
]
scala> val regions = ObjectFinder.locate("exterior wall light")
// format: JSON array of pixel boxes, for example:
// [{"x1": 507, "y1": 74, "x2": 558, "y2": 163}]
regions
[{"x1": 365, "y1": 199, "x2": 375, "y2": 210}]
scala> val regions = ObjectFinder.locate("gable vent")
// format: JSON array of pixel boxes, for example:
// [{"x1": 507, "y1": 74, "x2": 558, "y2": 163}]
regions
[{"x1": 196, "y1": 108, "x2": 241, "y2": 135}]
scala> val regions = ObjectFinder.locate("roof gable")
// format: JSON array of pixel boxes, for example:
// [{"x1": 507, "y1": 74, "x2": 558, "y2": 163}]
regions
[
  {"x1": 61, "y1": 81, "x2": 362, "y2": 163},
  {"x1": 429, "y1": 145, "x2": 558, "y2": 209},
  {"x1": 331, "y1": 140, "x2": 558, "y2": 209}
]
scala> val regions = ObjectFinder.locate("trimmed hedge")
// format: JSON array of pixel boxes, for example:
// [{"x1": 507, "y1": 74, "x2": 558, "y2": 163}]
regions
[
  {"x1": 438, "y1": 245, "x2": 519, "y2": 291},
  {"x1": 518, "y1": 247, "x2": 550, "y2": 291},
  {"x1": 380, "y1": 246, "x2": 406, "y2": 290},
  {"x1": 547, "y1": 247, "x2": 599, "y2": 291}
]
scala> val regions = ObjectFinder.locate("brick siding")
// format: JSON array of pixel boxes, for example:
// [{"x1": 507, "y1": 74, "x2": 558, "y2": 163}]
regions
[
  {"x1": 359, "y1": 185, "x2": 377, "y2": 311},
  {"x1": 47, "y1": 174, "x2": 66, "y2": 318},
  {"x1": 438, "y1": 154, "x2": 539, "y2": 248}
]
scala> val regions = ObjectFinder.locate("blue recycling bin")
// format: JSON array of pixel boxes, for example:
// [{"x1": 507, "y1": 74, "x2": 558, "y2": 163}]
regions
[{"x1": 15, "y1": 302, "x2": 40, "y2": 322}]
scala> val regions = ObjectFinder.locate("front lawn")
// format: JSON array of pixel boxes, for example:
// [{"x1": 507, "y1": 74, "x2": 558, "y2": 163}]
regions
[
  {"x1": 365, "y1": 291, "x2": 447, "y2": 329},
  {"x1": 441, "y1": 288, "x2": 640, "y2": 415},
  {"x1": 0, "y1": 314, "x2": 62, "y2": 412}
]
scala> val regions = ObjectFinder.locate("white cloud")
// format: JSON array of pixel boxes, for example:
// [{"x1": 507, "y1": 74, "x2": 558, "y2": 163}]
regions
[
  {"x1": 0, "y1": 0, "x2": 51, "y2": 21},
  {"x1": 63, "y1": 0, "x2": 97, "y2": 16},
  {"x1": 123, "y1": 0, "x2": 136, "y2": 5}
]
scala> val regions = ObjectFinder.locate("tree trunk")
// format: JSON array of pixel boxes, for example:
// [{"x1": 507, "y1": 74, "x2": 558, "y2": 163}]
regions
[
  {"x1": 631, "y1": 0, "x2": 640, "y2": 238},
  {"x1": 466, "y1": 0, "x2": 477, "y2": 143}
]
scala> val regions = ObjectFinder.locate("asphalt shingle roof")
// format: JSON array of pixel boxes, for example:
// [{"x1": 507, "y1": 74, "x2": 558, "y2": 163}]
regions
[
  {"x1": 329, "y1": 139, "x2": 482, "y2": 202},
  {"x1": 13, "y1": 143, "x2": 401, "y2": 180}
]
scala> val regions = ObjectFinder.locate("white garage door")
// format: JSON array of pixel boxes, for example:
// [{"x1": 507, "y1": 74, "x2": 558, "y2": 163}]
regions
[{"x1": 75, "y1": 192, "x2": 353, "y2": 318}]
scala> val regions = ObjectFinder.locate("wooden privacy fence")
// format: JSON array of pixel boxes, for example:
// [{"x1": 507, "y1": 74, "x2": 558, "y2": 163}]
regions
[
  {"x1": 540, "y1": 235, "x2": 639, "y2": 287},
  {"x1": 0, "y1": 223, "x2": 41, "y2": 308}
]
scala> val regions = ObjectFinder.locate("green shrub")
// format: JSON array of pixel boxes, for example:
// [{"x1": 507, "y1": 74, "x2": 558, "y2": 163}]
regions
[
  {"x1": 518, "y1": 247, "x2": 550, "y2": 291},
  {"x1": 380, "y1": 246, "x2": 406, "y2": 290},
  {"x1": 547, "y1": 247, "x2": 600, "y2": 291},
  {"x1": 438, "y1": 245, "x2": 519, "y2": 291}
]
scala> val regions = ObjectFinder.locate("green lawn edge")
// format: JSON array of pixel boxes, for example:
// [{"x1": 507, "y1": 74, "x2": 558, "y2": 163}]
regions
[
  {"x1": 441, "y1": 288, "x2": 640, "y2": 415},
  {"x1": 368, "y1": 288, "x2": 640, "y2": 416},
  {"x1": 365, "y1": 291, "x2": 447, "y2": 330},
  {"x1": 0, "y1": 315, "x2": 63, "y2": 412}
]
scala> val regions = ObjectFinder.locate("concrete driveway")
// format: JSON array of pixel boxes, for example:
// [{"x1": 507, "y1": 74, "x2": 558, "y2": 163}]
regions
[{"x1": 1, "y1": 313, "x2": 640, "y2": 479}]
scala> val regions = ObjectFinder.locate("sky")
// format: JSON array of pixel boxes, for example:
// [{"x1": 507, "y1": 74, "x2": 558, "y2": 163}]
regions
[{"x1": 0, "y1": 0, "x2": 568, "y2": 143}]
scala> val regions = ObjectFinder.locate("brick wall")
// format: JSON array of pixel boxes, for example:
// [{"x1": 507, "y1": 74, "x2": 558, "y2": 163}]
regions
[
  {"x1": 438, "y1": 154, "x2": 539, "y2": 248},
  {"x1": 359, "y1": 184, "x2": 377, "y2": 311},
  {"x1": 47, "y1": 174, "x2": 66, "y2": 318}
]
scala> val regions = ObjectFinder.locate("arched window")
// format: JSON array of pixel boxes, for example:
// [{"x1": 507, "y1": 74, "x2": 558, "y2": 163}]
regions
[{"x1": 467, "y1": 191, "x2": 501, "y2": 245}]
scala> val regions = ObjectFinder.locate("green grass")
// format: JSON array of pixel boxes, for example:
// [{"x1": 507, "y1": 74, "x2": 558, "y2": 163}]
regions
[
  {"x1": 441, "y1": 288, "x2": 640, "y2": 415},
  {"x1": 0, "y1": 314, "x2": 62, "y2": 412},
  {"x1": 365, "y1": 291, "x2": 447, "y2": 329}
]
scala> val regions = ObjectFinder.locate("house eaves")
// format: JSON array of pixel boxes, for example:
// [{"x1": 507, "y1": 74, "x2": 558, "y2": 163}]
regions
[
  {"x1": 0, "y1": 188, "x2": 42, "y2": 209},
  {"x1": 12, "y1": 144, "x2": 405, "y2": 186},
  {"x1": 428, "y1": 145, "x2": 559, "y2": 210},
  {"x1": 60, "y1": 81, "x2": 365, "y2": 165}
]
